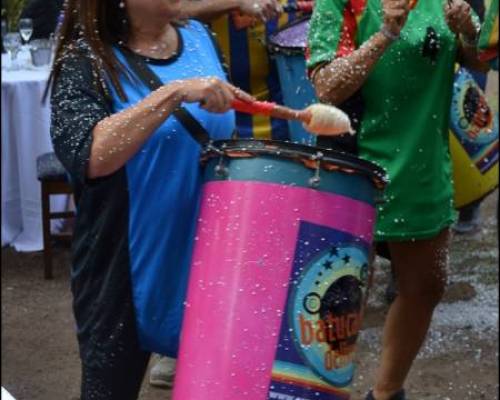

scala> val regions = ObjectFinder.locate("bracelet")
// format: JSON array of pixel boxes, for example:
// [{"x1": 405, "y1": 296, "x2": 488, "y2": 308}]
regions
[
  {"x1": 380, "y1": 26, "x2": 400, "y2": 42},
  {"x1": 460, "y1": 33, "x2": 479, "y2": 48}
]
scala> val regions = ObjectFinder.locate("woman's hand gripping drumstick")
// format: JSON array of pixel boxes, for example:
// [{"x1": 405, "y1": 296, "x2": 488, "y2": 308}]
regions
[
  {"x1": 231, "y1": 99, "x2": 355, "y2": 136},
  {"x1": 184, "y1": 78, "x2": 354, "y2": 136}
]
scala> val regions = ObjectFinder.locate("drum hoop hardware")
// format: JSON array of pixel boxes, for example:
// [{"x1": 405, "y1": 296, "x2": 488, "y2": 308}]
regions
[
  {"x1": 202, "y1": 140, "x2": 388, "y2": 190},
  {"x1": 206, "y1": 141, "x2": 230, "y2": 178},
  {"x1": 214, "y1": 156, "x2": 229, "y2": 178},
  {"x1": 308, "y1": 151, "x2": 323, "y2": 188},
  {"x1": 205, "y1": 141, "x2": 224, "y2": 156}
]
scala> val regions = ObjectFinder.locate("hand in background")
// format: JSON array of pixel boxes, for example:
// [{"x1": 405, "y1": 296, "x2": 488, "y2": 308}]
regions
[
  {"x1": 381, "y1": 0, "x2": 410, "y2": 37},
  {"x1": 444, "y1": 0, "x2": 479, "y2": 41},
  {"x1": 237, "y1": 0, "x2": 283, "y2": 23}
]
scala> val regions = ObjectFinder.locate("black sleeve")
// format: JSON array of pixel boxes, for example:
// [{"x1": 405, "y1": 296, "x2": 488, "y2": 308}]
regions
[{"x1": 50, "y1": 49, "x2": 111, "y2": 187}]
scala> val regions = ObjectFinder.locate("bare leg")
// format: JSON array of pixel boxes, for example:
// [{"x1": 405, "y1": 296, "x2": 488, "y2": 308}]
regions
[{"x1": 372, "y1": 229, "x2": 450, "y2": 400}]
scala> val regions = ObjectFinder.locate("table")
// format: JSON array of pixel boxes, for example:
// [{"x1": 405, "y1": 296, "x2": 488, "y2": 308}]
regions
[
  {"x1": 1, "y1": 387, "x2": 16, "y2": 400},
  {"x1": 2, "y1": 64, "x2": 67, "y2": 252}
]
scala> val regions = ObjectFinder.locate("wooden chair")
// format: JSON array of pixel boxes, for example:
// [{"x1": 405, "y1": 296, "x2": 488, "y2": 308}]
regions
[{"x1": 36, "y1": 152, "x2": 75, "y2": 279}]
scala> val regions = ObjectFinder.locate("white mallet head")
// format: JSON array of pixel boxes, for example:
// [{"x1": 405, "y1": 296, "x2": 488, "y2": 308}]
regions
[{"x1": 303, "y1": 103, "x2": 355, "y2": 136}]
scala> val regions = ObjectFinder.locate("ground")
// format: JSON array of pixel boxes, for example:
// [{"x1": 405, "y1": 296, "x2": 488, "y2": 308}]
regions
[{"x1": 1, "y1": 73, "x2": 499, "y2": 400}]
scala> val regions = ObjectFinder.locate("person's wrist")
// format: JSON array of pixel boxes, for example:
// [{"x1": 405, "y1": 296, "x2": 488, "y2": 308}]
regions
[
  {"x1": 460, "y1": 32, "x2": 478, "y2": 47},
  {"x1": 380, "y1": 25, "x2": 400, "y2": 42},
  {"x1": 161, "y1": 81, "x2": 186, "y2": 107},
  {"x1": 460, "y1": 15, "x2": 481, "y2": 47}
]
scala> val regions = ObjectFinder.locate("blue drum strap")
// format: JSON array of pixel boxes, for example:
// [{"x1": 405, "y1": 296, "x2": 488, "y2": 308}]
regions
[{"x1": 120, "y1": 46, "x2": 211, "y2": 146}]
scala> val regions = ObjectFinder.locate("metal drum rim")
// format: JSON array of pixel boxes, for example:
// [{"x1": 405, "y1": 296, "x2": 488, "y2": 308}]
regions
[{"x1": 202, "y1": 139, "x2": 388, "y2": 189}]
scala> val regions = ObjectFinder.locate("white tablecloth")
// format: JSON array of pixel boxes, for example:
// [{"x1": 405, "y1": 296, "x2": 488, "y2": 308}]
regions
[
  {"x1": 1, "y1": 387, "x2": 16, "y2": 400},
  {"x1": 1, "y1": 65, "x2": 67, "y2": 252}
]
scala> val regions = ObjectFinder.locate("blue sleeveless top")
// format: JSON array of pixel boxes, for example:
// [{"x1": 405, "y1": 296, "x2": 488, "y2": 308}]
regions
[{"x1": 110, "y1": 20, "x2": 235, "y2": 355}]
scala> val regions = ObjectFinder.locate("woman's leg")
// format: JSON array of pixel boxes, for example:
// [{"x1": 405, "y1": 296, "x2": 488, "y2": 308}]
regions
[{"x1": 372, "y1": 229, "x2": 450, "y2": 400}]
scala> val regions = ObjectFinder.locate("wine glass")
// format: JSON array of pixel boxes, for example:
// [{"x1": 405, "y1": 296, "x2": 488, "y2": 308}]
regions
[
  {"x1": 19, "y1": 18, "x2": 34, "y2": 46},
  {"x1": 1, "y1": 20, "x2": 6, "y2": 53},
  {"x1": 3, "y1": 32, "x2": 22, "y2": 70}
]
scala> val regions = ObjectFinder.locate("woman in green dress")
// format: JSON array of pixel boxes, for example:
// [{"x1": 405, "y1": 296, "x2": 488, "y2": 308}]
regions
[{"x1": 307, "y1": 0, "x2": 490, "y2": 399}]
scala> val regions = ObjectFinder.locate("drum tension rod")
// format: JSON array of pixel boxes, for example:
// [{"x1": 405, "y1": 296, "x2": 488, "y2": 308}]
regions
[
  {"x1": 215, "y1": 158, "x2": 229, "y2": 178},
  {"x1": 309, "y1": 151, "x2": 324, "y2": 188},
  {"x1": 215, "y1": 153, "x2": 229, "y2": 179},
  {"x1": 204, "y1": 141, "x2": 229, "y2": 178}
]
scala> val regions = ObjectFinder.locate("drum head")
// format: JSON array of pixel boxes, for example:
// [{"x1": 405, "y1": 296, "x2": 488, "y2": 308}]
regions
[
  {"x1": 268, "y1": 17, "x2": 310, "y2": 55},
  {"x1": 202, "y1": 139, "x2": 388, "y2": 189}
]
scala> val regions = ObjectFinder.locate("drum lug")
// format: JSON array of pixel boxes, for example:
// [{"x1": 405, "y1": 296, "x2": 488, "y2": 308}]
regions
[
  {"x1": 205, "y1": 141, "x2": 229, "y2": 178},
  {"x1": 309, "y1": 175, "x2": 320, "y2": 188},
  {"x1": 206, "y1": 141, "x2": 224, "y2": 156},
  {"x1": 308, "y1": 152, "x2": 323, "y2": 188},
  {"x1": 215, "y1": 157, "x2": 229, "y2": 178}
]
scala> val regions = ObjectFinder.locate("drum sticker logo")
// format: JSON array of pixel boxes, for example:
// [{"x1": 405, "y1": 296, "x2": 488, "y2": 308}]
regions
[
  {"x1": 450, "y1": 69, "x2": 499, "y2": 174},
  {"x1": 267, "y1": 221, "x2": 370, "y2": 400}
]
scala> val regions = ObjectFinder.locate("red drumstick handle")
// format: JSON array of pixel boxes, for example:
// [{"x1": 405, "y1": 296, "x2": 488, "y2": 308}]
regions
[
  {"x1": 233, "y1": 2, "x2": 314, "y2": 29},
  {"x1": 231, "y1": 99, "x2": 311, "y2": 123},
  {"x1": 284, "y1": 1, "x2": 314, "y2": 13},
  {"x1": 231, "y1": 99, "x2": 276, "y2": 116},
  {"x1": 300, "y1": 1, "x2": 315, "y2": 12},
  {"x1": 231, "y1": 12, "x2": 257, "y2": 30}
]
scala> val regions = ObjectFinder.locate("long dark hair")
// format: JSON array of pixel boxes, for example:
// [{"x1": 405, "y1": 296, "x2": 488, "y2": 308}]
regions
[{"x1": 47, "y1": 0, "x2": 132, "y2": 102}]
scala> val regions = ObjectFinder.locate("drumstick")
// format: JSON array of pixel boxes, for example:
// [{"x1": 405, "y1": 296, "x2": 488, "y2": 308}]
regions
[
  {"x1": 231, "y1": 99, "x2": 355, "y2": 136},
  {"x1": 283, "y1": 1, "x2": 315, "y2": 13},
  {"x1": 232, "y1": 1, "x2": 314, "y2": 30}
]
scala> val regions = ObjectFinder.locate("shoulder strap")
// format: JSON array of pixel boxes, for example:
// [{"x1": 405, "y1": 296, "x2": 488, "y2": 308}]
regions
[{"x1": 120, "y1": 46, "x2": 211, "y2": 146}]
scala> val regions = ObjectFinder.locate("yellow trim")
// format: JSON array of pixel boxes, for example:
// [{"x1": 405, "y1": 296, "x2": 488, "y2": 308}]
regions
[
  {"x1": 490, "y1": 14, "x2": 499, "y2": 47},
  {"x1": 248, "y1": 22, "x2": 272, "y2": 139},
  {"x1": 450, "y1": 132, "x2": 498, "y2": 208},
  {"x1": 210, "y1": 17, "x2": 231, "y2": 73}
]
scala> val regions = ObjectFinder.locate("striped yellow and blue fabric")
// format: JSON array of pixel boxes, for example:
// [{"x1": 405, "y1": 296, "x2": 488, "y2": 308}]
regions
[{"x1": 210, "y1": 1, "x2": 300, "y2": 140}]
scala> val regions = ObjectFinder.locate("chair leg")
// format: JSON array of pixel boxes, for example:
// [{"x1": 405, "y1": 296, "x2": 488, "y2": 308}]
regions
[{"x1": 41, "y1": 183, "x2": 53, "y2": 280}]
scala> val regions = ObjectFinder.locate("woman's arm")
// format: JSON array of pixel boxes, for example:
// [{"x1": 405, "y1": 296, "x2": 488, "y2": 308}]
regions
[
  {"x1": 457, "y1": 43, "x2": 491, "y2": 73},
  {"x1": 313, "y1": 32, "x2": 394, "y2": 105},
  {"x1": 51, "y1": 52, "x2": 253, "y2": 182},
  {"x1": 181, "y1": 0, "x2": 282, "y2": 23},
  {"x1": 88, "y1": 84, "x2": 182, "y2": 179},
  {"x1": 88, "y1": 78, "x2": 254, "y2": 179},
  {"x1": 311, "y1": 0, "x2": 410, "y2": 105},
  {"x1": 181, "y1": 0, "x2": 241, "y2": 21},
  {"x1": 444, "y1": 0, "x2": 491, "y2": 73}
]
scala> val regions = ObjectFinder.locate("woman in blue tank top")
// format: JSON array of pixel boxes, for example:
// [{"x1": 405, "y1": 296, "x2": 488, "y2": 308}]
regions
[{"x1": 49, "y1": 1, "x2": 254, "y2": 399}]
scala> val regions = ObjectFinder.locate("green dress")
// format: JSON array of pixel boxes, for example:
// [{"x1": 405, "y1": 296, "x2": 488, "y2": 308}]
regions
[{"x1": 307, "y1": 0, "x2": 459, "y2": 241}]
